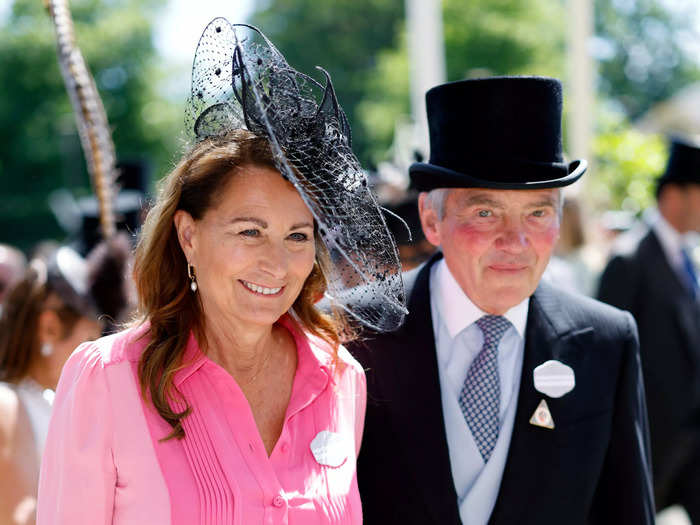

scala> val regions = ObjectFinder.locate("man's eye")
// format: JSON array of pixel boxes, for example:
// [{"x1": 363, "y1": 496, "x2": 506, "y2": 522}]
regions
[
  {"x1": 532, "y1": 210, "x2": 546, "y2": 218},
  {"x1": 240, "y1": 229, "x2": 259, "y2": 237},
  {"x1": 288, "y1": 232, "x2": 309, "y2": 242},
  {"x1": 477, "y1": 210, "x2": 492, "y2": 218}
]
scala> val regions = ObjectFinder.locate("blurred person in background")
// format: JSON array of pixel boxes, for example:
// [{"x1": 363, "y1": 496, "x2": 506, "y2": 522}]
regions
[
  {"x1": 0, "y1": 245, "x2": 27, "y2": 314},
  {"x1": 383, "y1": 195, "x2": 437, "y2": 271},
  {"x1": 0, "y1": 239, "x2": 129, "y2": 525},
  {"x1": 542, "y1": 197, "x2": 596, "y2": 296},
  {"x1": 36, "y1": 21, "x2": 404, "y2": 525},
  {"x1": 598, "y1": 137, "x2": 700, "y2": 523}
]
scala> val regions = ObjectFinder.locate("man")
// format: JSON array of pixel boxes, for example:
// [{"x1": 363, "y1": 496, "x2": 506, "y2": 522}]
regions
[
  {"x1": 598, "y1": 138, "x2": 700, "y2": 522},
  {"x1": 350, "y1": 77, "x2": 654, "y2": 525}
]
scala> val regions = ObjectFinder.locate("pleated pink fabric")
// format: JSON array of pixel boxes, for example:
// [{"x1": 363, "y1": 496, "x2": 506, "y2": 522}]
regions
[{"x1": 37, "y1": 315, "x2": 366, "y2": 525}]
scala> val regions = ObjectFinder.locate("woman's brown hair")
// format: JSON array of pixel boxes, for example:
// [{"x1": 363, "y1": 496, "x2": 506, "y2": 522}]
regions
[
  {"x1": 0, "y1": 263, "x2": 82, "y2": 382},
  {"x1": 133, "y1": 129, "x2": 348, "y2": 440}
]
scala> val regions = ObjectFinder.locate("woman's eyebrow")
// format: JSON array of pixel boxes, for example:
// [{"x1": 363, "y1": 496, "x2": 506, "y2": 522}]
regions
[
  {"x1": 290, "y1": 222, "x2": 314, "y2": 230},
  {"x1": 229, "y1": 217, "x2": 268, "y2": 228}
]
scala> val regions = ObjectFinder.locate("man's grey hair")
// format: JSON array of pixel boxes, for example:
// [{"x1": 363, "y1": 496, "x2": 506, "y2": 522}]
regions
[
  {"x1": 422, "y1": 187, "x2": 564, "y2": 221},
  {"x1": 423, "y1": 188, "x2": 451, "y2": 220}
]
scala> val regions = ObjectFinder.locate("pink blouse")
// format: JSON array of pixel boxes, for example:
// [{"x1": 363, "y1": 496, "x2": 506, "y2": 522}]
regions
[{"x1": 37, "y1": 315, "x2": 366, "y2": 524}]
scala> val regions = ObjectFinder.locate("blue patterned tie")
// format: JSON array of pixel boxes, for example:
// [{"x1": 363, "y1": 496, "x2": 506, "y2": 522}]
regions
[
  {"x1": 459, "y1": 315, "x2": 512, "y2": 463},
  {"x1": 680, "y1": 247, "x2": 699, "y2": 299}
]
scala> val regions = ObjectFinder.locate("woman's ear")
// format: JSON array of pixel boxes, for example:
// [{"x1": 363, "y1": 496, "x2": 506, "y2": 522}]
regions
[{"x1": 173, "y1": 210, "x2": 197, "y2": 263}]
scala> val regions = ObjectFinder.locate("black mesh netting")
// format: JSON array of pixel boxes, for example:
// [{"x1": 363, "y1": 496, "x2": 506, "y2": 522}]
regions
[{"x1": 184, "y1": 20, "x2": 406, "y2": 332}]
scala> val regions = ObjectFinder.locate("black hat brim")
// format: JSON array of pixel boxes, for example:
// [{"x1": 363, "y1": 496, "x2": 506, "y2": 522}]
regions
[{"x1": 409, "y1": 159, "x2": 587, "y2": 191}]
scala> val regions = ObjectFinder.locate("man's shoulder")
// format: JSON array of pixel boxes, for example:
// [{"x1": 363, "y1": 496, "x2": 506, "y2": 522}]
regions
[
  {"x1": 535, "y1": 281, "x2": 636, "y2": 339},
  {"x1": 607, "y1": 225, "x2": 658, "y2": 263},
  {"x1": 347, "y1": 258, "x2": 436, "y2": 364}
]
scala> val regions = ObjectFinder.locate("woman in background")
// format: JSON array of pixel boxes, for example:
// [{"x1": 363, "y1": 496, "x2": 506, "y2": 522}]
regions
[{"x1": 0, "y1": 239, "x2": 129, "y2": 525}]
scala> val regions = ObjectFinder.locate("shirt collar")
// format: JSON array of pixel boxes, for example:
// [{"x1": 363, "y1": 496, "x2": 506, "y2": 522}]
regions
[
  {"x1": 433, "y1": 258, "x2": 529, "y2": 340},
  {"x1": 651, "y1": 209, "x2": 686, "y2": 268},
  {"x1": 173, "y1": 330, "x2": 208, "y2": 387},
  {"x1": 173, "y1": 314, "x2": 331, "y2": 406}
]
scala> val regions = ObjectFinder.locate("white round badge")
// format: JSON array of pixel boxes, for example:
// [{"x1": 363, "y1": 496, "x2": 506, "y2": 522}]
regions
[
  {"x1": 310, "y1": 430, "x2": 349, "y2": 468},
  {"x1": 533, "y1": 360, "x2": 575, "y2": 398}
]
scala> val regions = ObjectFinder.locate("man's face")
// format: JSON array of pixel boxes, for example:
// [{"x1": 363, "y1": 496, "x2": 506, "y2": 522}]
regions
[
  {"x1": 682, "y1": 184, "x2": 700, "y2": 233},
  {"x1": 419, "y1": 187, "x2": 561, "y2": 314}
]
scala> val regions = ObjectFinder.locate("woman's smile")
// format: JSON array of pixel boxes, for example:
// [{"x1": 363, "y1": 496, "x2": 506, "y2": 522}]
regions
[{"x1": 239, "y1": 279, "x2": 284, "y2": 296}]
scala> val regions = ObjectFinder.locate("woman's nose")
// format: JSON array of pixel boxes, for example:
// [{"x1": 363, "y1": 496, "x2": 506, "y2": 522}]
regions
[{"x1": 259, "y1": 241, "x2": 288, "y2": 279}]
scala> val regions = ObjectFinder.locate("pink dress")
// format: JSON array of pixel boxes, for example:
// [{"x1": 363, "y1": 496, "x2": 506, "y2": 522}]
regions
[{"x1": 37, "y1": 315, "x2": 366, "y2": 524}]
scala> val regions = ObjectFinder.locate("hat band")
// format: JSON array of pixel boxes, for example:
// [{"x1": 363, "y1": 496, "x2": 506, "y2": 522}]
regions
[{"x1": 428, "y1": 156, "x2": 568, "y2": 182}]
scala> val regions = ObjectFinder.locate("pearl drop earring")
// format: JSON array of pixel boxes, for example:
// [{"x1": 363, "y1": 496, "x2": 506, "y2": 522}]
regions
[
  {"x1": 188, "y1": 263, "x2": 198, "y2": 292},
  {"x1": 41, "y1": 343, "x2": 53, "y2": 357}
]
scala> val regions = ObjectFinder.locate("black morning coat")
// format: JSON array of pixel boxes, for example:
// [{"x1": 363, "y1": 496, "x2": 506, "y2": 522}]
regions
[
  {"x1": 349, "y1": 253, "x2": 655, "y2": 525},
  {"x1": 598, "y1": 228, "x2": 700, "y2": 511}
]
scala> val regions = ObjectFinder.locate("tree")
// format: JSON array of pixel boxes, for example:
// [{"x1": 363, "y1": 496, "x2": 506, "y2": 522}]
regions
[
  {"x1": 358, "y1": 0, "x2": 567, "y2": 163},
  {"x1": 590, "y1": 106, "x2": 666, "y2": 213},
  {"x1": 252, "y1": 0, "x2": 567, "y2": 166},
  {"x1": 0, "y1": 0, "x2": 178, "y2": 251},
  {"x1": 250, "y1": 0, "x2": 405, "y2": 169},
  {"x1": 595, "y1": 0, "x2": 700, "y2": 120}
]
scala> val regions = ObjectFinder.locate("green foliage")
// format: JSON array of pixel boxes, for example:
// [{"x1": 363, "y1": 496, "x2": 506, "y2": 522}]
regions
[
  {"x1": 595, "y1": 0, "x2": 700, "y2": 119},
  {"x1": 253, "y1": 0, "x2": 567, "y2": 166},
  {"x1": 0, "y1": 0, "x2": 178, "y2": 252},
  {"x1": 590, "y1": 108, "x2": 667, "y2": 212},
  {"x1": 443, "y1": 0, "x2": 565, "y2": 80},
  {"x1": 358, "y1": 0, "x2": 567, "y2": 164},
  {"x1": 251, "y1": 0, "x2": 405, "y2": 169}
]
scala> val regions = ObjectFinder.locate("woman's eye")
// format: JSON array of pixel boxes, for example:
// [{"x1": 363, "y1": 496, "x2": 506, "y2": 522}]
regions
[
  {"x1": 477, "y1": 210, "x2": 492, "y2": 218},
  {"x1": 288, "y1": 232, "x2": 309, "y2": 242},
  {"x1": 239, "y1": 229, "x2": 259, "y2": 237}
]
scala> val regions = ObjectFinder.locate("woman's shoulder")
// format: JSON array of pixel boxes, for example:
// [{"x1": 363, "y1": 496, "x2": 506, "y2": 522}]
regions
[
  {"x1": 65, "y1": 322, "x2": 152, "y2": 373},
  {"x1": 0, "y1": 381, "x2": 20, "y2": 439},
  {"x1": 305, "y1": 334, "x2": 364, "y2": 379}
]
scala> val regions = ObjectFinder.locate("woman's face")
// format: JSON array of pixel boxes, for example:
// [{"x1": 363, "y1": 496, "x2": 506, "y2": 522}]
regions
[{"x1": 175, "y1": 165, "x2": 316, "y2": 329}]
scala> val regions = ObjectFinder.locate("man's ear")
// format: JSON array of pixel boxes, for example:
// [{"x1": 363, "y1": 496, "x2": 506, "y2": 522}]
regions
[
  {"x1": 418, "y1": 193, "x2": 442, "y2": 247},
  {"x1": 173, "y1": 210, "x2": 197, "y2": 263}
]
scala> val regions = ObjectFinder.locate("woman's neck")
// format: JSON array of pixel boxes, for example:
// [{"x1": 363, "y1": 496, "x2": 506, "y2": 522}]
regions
[
  {"x1": 25, "y1": 362, "x2": 58, "y2": 391},
  {"x1": 202, "y1": 314, "x2": 283, "y2": 384}
]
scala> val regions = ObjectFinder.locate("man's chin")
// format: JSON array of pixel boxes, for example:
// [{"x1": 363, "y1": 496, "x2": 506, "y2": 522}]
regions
[{"x1": 477, "y1": 284, "x2": 535, "y2": 313}]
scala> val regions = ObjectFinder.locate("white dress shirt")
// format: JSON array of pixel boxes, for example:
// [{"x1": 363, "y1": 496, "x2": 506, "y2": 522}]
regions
[
  {"x1": 652, "y1": 210, "x2": 687, "y2": 274},
  {"x1": 430, "y1": 259, "x2": 528, "y2": 525}
]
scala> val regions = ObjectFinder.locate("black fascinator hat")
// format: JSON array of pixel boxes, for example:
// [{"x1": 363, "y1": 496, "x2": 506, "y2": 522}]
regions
[
  {"x1": 410, "y1": 76, "x2": 587, "y2": 191},
  {"x1": 184, "y1": 20, "x2": 406, "y2": 332}
]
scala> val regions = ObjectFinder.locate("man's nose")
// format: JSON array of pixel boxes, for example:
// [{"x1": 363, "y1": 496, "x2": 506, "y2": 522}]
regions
[{"x1": 496, "y1": 220, "x2": 529, "y2": 253}]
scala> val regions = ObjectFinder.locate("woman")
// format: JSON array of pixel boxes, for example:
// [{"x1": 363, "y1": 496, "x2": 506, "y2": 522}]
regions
[
  {"x1": 0, "y1": 241, "x2": 127, "y2": 525},
  {"x1": 37, "y1": 21, "x2": 405, "y2": 524}
]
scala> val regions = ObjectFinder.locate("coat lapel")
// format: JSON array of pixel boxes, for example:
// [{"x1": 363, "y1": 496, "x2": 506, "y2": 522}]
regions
[
  {"x1": 382, "y1": 254, "x2": 461, "y2": 524},
  {"x1": 489, "y1": 283, "x2": 593, "y2": 524}
]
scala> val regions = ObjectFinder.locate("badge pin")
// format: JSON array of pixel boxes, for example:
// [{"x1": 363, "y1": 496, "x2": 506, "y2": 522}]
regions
[
  {"x1": 310, "y1": 430, "x2": 349, "y2": 468},
  {"x1": 529, "y1": 399, "x2": 555, "y2": 429},
  {"x1": 533, "y1": 360, "x2": 575, "y2": 398}
]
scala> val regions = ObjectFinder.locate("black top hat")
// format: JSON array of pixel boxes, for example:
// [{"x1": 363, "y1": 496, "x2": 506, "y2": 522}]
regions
[
  {"x1": 409, "y1": 76, "x2": 587, "y2": 191},
  {"x1": 658, "y1": 137, "x2": 700, "y2": 188}
]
